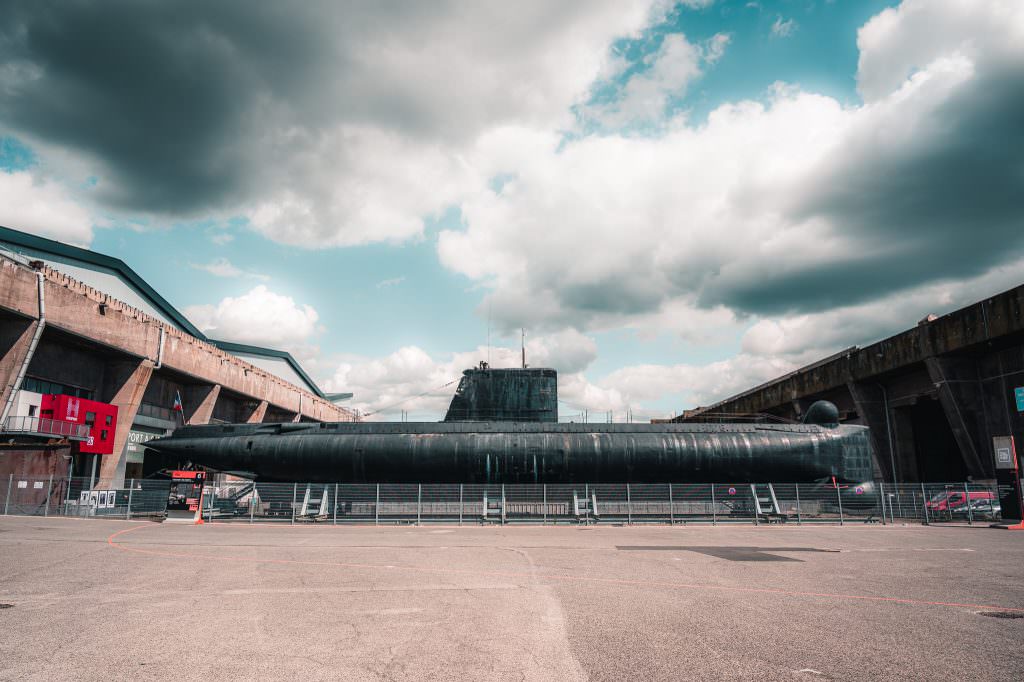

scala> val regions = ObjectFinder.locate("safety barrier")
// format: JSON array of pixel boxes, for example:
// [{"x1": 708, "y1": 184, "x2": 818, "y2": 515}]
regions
[{"x1": 0, "y1": 475, "x2": 1005, "y2": 525}]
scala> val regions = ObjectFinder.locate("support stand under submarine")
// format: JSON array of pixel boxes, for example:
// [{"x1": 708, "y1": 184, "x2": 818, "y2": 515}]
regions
[{"x1": 147, "y1": 365, "x2": 874, "y2": 492}]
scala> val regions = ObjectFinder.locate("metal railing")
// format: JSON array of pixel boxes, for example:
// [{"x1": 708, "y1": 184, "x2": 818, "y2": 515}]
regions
[
  {"x1": 187, "y1": 480, "x2": 1009, "y2": 526},
  {"x1": 0, "y1": 476, "x2": 1007, "y2": 526},
  {"x1": 2, "y1": 415, "x2": 91, "y2": 440}
]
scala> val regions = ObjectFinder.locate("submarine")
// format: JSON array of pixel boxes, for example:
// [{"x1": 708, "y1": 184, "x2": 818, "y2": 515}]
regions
[{"x1": 146, "y1": 364, "x2": 873, "y2": 485}]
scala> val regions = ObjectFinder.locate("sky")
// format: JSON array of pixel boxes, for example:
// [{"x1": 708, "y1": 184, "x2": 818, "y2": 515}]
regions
[{"x1": 1, "y1": 0, "x2": 1023, "y2": 421}]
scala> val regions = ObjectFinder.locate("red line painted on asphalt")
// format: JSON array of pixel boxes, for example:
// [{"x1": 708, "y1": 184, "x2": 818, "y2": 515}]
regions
[{"x1": 106, "y1": 525, "x2": 1024, "y2": 614}]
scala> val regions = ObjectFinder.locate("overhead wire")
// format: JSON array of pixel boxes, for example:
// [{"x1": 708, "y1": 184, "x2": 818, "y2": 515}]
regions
[{"x1": 362, "y1": 378, "x2": 459, "y2": 417}]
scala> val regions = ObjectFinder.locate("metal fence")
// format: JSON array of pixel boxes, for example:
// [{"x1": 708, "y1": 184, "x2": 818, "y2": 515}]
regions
[
  {"x1": 0, "y1": 475, "x2": 170, "y2": 519},
  {"x1": 1, "y1": 475, "x2": 1005, "y2": 526}
]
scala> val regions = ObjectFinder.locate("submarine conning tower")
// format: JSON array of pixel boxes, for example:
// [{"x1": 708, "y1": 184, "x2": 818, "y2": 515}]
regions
[{"x1": 444, "y1": 363, "x2": 558, "y2": 422}]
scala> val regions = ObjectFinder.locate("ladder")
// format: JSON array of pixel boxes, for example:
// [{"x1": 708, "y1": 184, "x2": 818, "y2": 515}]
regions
[
  {"x1": 750, "y1": 483, "x2": 785, "y2": 523},
  {"x1": 481, "y1": 490, "x2": 505, "y2": 523},
  {"x1": 573, "y1": 490, "x2": 599, "y2": 523},
  {"x1": 298, "y1": 484, "x2": 330, "y2": 520}
]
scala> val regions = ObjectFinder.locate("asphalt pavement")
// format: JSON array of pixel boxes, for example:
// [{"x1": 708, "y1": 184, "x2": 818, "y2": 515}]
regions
[{"x1": 1, "y1": 517, "x2": 1022, "y2": 681}]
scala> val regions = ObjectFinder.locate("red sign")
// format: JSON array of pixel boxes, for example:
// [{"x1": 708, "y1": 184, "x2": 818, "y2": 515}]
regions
[{"x1": 171, "y1": 470, "x2": 206, "y2": 481}]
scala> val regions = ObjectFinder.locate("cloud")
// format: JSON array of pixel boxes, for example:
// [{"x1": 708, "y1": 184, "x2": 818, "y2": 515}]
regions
[
  {"x1": 703, "y1": 33, "x2": 732, "y2": 64},
  {"x1": 375, "y1": 276, "x2": 405, "y2": 289},
  {"x1": 184, "y1": 285, "x2": 319, "y2": 348},
  {"x1": 0, "y1": 169, "x2": 93, "y2": 245},
  {"x1": 0, "y1": 0, "x2": 661, "y2": 245},
  {"x1": 326, "y1": 329, "x2": 608, "y2": 419},
  {"x1": 590, "y1": 33, "x2": 703, "y2": 127},
  {"x1": 189, "y1": 257, "x2": 268, "y2": 280},
  {"x1": 209, "y1": 233, "x2": 234, "y2": 245},
  {"x1": 439, "y1": 0, "x2": 1024, "y2": 336},
  {"x1": 585, "y1": 30, "x2": 733, "y2": 128},
  {"x1": 771, "y1": 17, "x2": 798, "y2": 38}
]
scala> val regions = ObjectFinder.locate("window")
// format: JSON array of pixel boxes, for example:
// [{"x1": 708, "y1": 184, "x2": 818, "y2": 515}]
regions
[
  {"x1": 100, "y1": 429, "x2": 109, "y2": 441},
  {"x1": 85, "y1": 411, "x2": 96, "y2": 425},
  {"x1": 28, "y1": 405, "x2": 37, "y2": 417},
  {"x1": 105, "y1": 414, "x2": 113, "y2": 426},
  {"x1": 22, "y1": 377, "x2": 93, "y2": 400}
]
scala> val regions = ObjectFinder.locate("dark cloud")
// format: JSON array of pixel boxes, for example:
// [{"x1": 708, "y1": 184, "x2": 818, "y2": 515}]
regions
[
  {"x1": 697, "y1": 59, "x2": 1024, "y2": 316},
  {"x1": 0, "y1": 0, "x2": 644, "y2": 237},
  {"x1": 2, "y1": 2, "x2": 262, "y2": 212}
]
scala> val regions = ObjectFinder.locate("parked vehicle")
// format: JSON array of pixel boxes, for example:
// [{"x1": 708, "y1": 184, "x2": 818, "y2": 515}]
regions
[
  {"x1": 926, "y1": 489, "x2": 995, "y2": 513},
  {"x1": 967, "y1": 497, "x2": 1001, "y2": 520}
]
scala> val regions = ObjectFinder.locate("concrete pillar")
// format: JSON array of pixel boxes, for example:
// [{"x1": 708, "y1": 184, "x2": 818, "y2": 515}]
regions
[
  {"x1": 182, "y1": 383, "x2": 221, "y2": 425},
  {"x1": 0, "y1": 317, "x2": 38, "y2": 417},
  {"x1": 97, "y1": 359, "x2": 154, "y2": 487},
  {"x1": 925, "y1": 356, "x2": 991, "y2": 479},
  {"x1": 245, "y1": 400, "x2": 268, "y2": 424},
  {"x1": 890, "y1": 406, "x2": 921, "y2": 482},
  {"x1": 846, "y1": 382, "x2": 891, "y2": 482}
]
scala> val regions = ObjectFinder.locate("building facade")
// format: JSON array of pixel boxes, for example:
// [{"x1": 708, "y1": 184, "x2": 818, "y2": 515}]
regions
[{"x1": 0, "y1": 226, "x2": 357, "y2": 487}]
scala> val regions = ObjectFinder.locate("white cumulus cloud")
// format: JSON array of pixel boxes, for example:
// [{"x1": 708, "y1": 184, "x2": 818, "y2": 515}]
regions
[
  {"x1": 0, "y1": 170, "x2": 93, "y2": 246},
  {"x1": 184, "y1": 285, "x2": 319, "y2": 349}
]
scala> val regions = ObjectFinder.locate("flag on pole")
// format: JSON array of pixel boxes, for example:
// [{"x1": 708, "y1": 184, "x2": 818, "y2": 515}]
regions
[{"x1": 173, "y1": 390, "x2": 186, "y2": 425}]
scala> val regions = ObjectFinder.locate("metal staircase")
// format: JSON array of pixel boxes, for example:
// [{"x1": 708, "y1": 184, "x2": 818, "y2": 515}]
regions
[
  {"x1": 298, "y1": 484, "x2": 330, "y2": 521},
  {"x1": 750, "y1": 483, "x2": 786, "y2": 523},
  {"x1": 573, "y1": 490, "x2": 599, "y2": 523},
  {"x1": 481, "y1": 489, "x2": 505, "y2": 523}
]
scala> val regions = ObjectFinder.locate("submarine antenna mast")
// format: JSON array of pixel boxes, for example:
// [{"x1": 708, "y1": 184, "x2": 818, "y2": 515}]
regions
[{"x1": 521, "y1": 328, "x2": 526, "y2": 368}]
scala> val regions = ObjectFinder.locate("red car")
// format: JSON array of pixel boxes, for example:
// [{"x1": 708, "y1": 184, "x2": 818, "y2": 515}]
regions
[{"x1": 926, "y1": 490, "x2": 994, "y2": 512}]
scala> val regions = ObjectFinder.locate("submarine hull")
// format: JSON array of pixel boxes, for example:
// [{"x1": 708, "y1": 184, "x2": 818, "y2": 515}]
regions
[{"x1": 146, "y1": 421, "x2": 872, "y2": 484}]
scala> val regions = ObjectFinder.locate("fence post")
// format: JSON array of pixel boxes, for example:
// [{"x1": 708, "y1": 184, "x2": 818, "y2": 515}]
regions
[
  {"x1": 64, "y1": 475, "x2": 73, "y2": 516},
  {"x1": 542, "y1": 484, "x2": 547, "y2": 525},
  {"x1": 963, "y1": 482, "x2": 973, "y2": 525},
  {"x1": 877, "y1": 482, "x2": 885, "y2": 525},
  {"x1": 250, "y1": 486, "x2": 256, "y2": 523},
  {"x1": 836, "y1": 483, "x2": 844, "y2": 526},
  {"x1": 333, "y1": 483, "x2": 338, "y2": 525},
  {"x1": 585, "y1": 483, "x2": 590, "y2": 525},
  {"x1": 795, "y1": 483, "x2": 802, "y2": 525},
  {"x1": 417, "y1": 484, "x2": 422, "y2": 525},
  {"x1": 668, "y1": 483, "x2": 674, "y2": 525},
  {"x1": 375, "y1": 484, "x2": 380, "y2": 526},
  {"x1": 459, "y1": 484, "x2": 463, "y2": 526},
  {"x1": 126, "y1": 479, "x2": 134, "y2": 520},
  {"x1": 921, "y1": 483, "x2": 929, "y2": 524},
  {"x1": 291, "y1": 483, "x2": 297, "y2": 525},
  {"x1": 208, "y1": 486, "x2": 214, "y2": 524},
  {"x1": 626, "y1": 483, "x2": 632, "y2": 525},
  {"x1": 44, "y1": 474, "x2": 53, "y2": 517},
  {"x1": 711, "y1": 484, "x2": 716, "y2": 526},
  {"x1": 501, "y1": 484, "x2": 506, "y2": 525},
  {"x1": 4, "y1": 474, "x2": 11, "y2": 515}
]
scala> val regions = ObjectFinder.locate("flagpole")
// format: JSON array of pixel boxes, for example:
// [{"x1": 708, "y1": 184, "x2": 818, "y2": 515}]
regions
[{"x1": 174, "y1": 390, "x2": 187, "y2": 427}]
